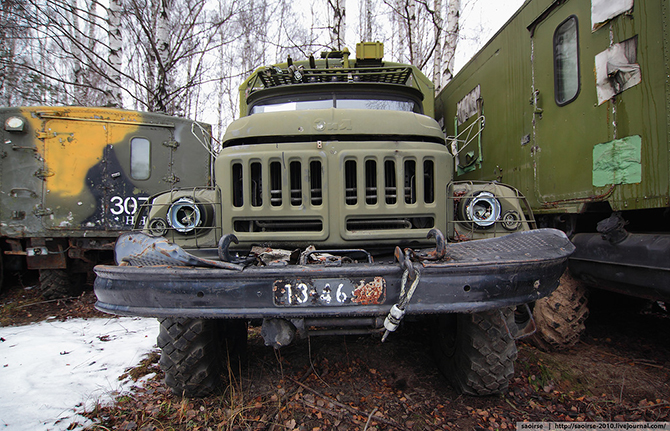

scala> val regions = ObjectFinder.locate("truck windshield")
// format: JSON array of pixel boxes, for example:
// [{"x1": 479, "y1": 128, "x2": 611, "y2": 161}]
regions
[{"x1": 250, "y1": 93, "x2": 421, "y2": 114}]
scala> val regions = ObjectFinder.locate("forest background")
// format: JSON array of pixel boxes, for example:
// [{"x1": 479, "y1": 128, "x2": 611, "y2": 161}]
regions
[{"x1": 0, "y1": 0, "x2": 522, "y2": 138}]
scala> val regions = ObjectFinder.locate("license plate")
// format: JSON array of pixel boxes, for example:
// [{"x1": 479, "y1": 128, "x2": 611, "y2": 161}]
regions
[{"x1": 273, "y1": 277, "x2": 386, "y2": 307}]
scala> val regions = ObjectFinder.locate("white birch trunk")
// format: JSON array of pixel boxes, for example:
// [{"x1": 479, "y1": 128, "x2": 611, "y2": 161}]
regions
[
  {"x1": 155, "y1": 0, "x2": 172, "y2": 113},
  {"x1": 107, "y1": 0, "x2": 123, "y2": 107},
  {"x1": 443, "y1": 0, "x2": 460, "y2": 85},
  {"x1": 395, "y1": 0, "x2": 404, "y2": 63},
  {"x1": 433, "y1": 0, "x2": 443, "y2": 90},
  {"x1": 329, "y1": 0, "x2": 345, "y2": 50},
  {"x1": 69, "y1": 0, "x2": 84, "y2": 103},
  {"x1": 408, "y1": 0, "x2": 417, "y2": 64}
]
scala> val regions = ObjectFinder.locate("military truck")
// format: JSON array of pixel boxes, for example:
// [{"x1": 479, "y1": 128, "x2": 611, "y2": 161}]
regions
[
  {"x1": 93, "y1": 43, "x2": 574, "y2": 397},
  {"x1": 435, "y1": 0, "x2": 669, "y2": 348},
  {"x1": 0, "y1": 107, "x2": 214, "y2": 297}
]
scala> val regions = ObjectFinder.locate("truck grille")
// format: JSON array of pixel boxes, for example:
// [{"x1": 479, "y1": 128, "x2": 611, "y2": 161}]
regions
[
  {"x1": 225, "y1": 147, "x2": 442, "y2": 238},
  {"x1": 232, "y1": 160, "x2": 323, "y2": 208},
  {"x1": 344, "y1": 159, "x2": 435, "y2": 206}
]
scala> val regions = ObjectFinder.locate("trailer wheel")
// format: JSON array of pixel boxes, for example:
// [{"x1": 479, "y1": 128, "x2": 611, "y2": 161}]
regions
[
  {"x1": 433, "y1": 308, "x2": 517, "y2": 396},
  {"x1": 158, "y1": 318, "x2": 247, "y2": 397},
  {"x1": 38, "y1": 269, "x2": 75, "y2": 299},
  {"x1": 530, "y1": 272, "x2": 589, "y2": 351}
]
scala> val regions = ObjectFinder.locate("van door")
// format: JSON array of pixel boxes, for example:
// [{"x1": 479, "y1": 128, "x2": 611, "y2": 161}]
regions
[
  {"x1": 528, "y1": 2, "x2": 611, "y2": 206},
  {"x1": 40, "y1": 113, "x2": 177, "y2": 231}
]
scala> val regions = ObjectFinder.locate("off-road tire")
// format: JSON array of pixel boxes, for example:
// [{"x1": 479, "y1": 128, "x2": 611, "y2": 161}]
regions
[
  {"x1": 433, "y1": 308, "x2": 517, "y2": 396},
  {"x1": 39, "y1": 269, "x2": 75, "y2": 299},
  {"x1": 158, "y1": 318, "x2": 247, "y2": 397},
  {"x1": 530, "y1": 272, "x2": 589, "y2": 351}
]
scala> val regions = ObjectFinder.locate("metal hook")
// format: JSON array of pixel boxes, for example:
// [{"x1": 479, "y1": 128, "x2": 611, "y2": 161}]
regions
[{"x1": 218, "y1": 234, "x2": 244, "y2": 263}]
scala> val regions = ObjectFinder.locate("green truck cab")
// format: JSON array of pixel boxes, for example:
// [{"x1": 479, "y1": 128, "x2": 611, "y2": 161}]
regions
[
  {"x1": 0, "y1": 107, "x2": 213, "y2": 297},
  {"x1": 93, "y1": 43, "x2": 573, "y2": 397}
]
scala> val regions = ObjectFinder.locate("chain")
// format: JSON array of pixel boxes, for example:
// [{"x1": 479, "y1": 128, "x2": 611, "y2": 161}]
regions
[{"x1": 381, "y1": 252, "x2": 422, "y2": 342}]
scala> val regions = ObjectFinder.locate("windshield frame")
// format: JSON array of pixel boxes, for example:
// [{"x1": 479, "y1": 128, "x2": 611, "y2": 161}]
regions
[{"x1": 246, "y1": 83, "x2": 425, "y2": 116}]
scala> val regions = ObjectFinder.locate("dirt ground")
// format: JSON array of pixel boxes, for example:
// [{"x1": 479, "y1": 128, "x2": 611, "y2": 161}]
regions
[{"x1": 1, "y1": 272, "x2": 670, "y2": 431}]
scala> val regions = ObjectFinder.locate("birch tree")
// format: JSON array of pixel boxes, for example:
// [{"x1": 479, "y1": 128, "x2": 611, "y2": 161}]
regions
[
  {"x1": 442, "y1": 0, "x2": 460, "y2": 86},
  {"x1": 328, "y1": 0, "x2": 346, "y2": 50},
  {"x1": 433, "y1": 0, "x2": 443, "y2": 90},
  {"x1": 107, "y1": 0, "x2": 123, "y2": 107}
]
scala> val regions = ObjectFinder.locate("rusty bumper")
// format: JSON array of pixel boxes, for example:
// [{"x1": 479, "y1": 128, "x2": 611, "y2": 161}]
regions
[{"x1": 93, "y1": 228, "x2": 574, "y2": 318}]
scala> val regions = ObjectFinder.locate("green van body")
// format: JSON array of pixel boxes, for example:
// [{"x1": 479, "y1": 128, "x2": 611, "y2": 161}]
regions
[
  {"x1": 0, "y1": 107, "x2": 213, "y2": 290},
  {"x1": 436, "y1": 0, "x2": 670, "y2": 300}
]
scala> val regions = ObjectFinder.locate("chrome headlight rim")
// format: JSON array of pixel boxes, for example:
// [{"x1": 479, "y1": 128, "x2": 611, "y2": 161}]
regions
[
  {"x1": 465, "y1": 191, "x2": 501, "y2": 228},
  {"x1": 166, "y1": 197, "x2": 202, "y2": 233}
]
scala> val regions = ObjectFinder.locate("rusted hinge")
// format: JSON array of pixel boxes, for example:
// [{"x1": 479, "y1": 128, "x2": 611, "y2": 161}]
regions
[
  {"x1": 163, "y1": 173, "x2": 180, "y2": 184},
  {"x1": 10, "y1": 188, "x2": 39, "y2": 199},
  {"x1": 162, "y1": 140, "x2": 180, "y2": 148},
  {"x1": 10, "y1": 145, "x2": 37, "y2": 152},
  {"x1": 33, "y1": 205, "x2": 53, "y2": 217},
  {"x1": 34, "y1": 168, "x2": 55, "y2": 179}
]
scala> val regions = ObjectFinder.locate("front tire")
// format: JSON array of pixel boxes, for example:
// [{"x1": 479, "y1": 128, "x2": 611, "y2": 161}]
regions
[
  {"x1": 158, "y1": 318, "x2": 248, "y2": 397},
  {"x1": 433, "y1": 309, "x2": 517, "y2": 396},
  {"x1": 158, "y1": 318, "x2": 220, "y2": 397}
]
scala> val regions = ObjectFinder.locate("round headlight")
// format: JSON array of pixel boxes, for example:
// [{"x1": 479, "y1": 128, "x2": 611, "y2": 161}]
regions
[
  {"x1": 501, "y1": 210, "x2": 521, "y2": 231},
  {"x1": 148, "y1": 217, "x2": 168, "y2": 237},
  {"x1": 465, "y1": 191, "x2": 501, "y2": 228},
  {"x1": 167, "y1": 197, "x2": 201, "y2": 233}
]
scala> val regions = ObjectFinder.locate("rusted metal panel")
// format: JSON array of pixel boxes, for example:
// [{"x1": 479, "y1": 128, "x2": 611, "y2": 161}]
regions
[{"x1": 352, "y1": 277, "x2": 386, "y2": 305}]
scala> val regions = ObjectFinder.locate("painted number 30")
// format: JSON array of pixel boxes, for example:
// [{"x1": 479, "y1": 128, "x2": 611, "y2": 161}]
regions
[{"x1": 110, "y1": 196, "x2": 148, "y2": 216}]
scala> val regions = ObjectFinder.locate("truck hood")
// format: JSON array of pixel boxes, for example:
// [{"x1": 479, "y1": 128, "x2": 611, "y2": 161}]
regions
[{"x1": 222, "y1": 108, "x2": 445, "y2": 146}]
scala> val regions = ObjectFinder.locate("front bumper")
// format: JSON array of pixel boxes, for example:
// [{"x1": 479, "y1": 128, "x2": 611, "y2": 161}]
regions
[{"x1": 93, "y1": 229, "x2": 574, "y2": 318}]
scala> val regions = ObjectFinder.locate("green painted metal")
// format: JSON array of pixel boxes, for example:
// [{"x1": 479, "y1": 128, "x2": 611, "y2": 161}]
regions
[
  {"x1": 436, "y1": 0, "x2": 669, "y2": 215},
  {"x1": 0, "y1": 106, "x2": 213, "y2": 270},
  {"x1": 139, "y1": 44, "x2": 536, "y2": 253},
  {"x1": 238, "y1": 50, "x2": 436, "y2": 120}
]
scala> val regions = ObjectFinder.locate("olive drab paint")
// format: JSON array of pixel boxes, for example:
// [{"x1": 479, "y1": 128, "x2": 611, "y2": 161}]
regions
[
  {"x1": 0, "y1": 106, "x2": 213, "y2": 274},
  {"x1": 435, "y1": 0, "x2": 670, "y2": 301},
  {"x1": 92, "y1": 43, "x2": 576, "y2": 398},
  {"x1": 436, "y1": 0, "x2": 667, "y2": 214}
]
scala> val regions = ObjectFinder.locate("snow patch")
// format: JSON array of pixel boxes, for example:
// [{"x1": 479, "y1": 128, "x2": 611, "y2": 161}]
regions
[{"x1": 0, "y1": 317, "x2": 157, "y2": 430}]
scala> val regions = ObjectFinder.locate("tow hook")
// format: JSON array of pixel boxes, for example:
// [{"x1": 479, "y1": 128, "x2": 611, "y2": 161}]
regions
[
  {"x1": 382, "y1": 247, "x2": 422, "y2": 342},
  {"x1": 218, "y1": 234, "x2": 255, "y2": 265},
  {"x1": 411, "y1": 228, "x2": 446, "y2": 261}
]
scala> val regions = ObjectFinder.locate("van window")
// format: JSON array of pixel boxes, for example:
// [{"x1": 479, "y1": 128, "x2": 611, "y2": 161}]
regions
[
  {"x1": 554, "y1": 16, "x2": 580, "y2": 106},
  {"x1": 130, "y1": 137, "x2": 151, "y2": 180}
]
